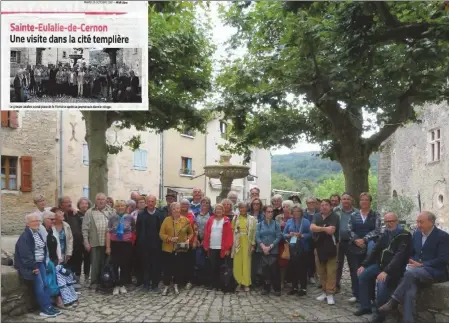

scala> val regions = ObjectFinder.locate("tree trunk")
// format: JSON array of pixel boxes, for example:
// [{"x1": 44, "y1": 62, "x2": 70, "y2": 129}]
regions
[
  {"x1": 338, "y1": 146, "x2": 371, "y2": 207},
  {"x1": 83, "y1": 112, "x2": 109, "y2": 202}
]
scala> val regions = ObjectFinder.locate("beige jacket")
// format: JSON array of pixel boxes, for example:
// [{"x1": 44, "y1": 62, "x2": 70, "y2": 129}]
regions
[
  {"x1": 55, "y1": 221, "x2": 74, "y2": 257},
  {"x1": 231, "y1": 214, "x2": 257, "y2": 258}
]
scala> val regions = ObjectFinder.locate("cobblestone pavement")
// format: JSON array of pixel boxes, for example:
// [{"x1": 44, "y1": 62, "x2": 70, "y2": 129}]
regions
[{"x1": 4, "y1": 279, "x2": 375, "y2": 323}]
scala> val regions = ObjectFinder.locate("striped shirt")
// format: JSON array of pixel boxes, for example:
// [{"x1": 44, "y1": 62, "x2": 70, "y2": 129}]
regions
[{"x1": 32, "y1": 230, "x2": 46, "y2": 263}]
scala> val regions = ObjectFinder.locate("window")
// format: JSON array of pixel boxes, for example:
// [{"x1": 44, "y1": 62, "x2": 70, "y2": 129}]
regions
[
  {"x1": 429, "y1": 129, "x2": 441, "y2": 162},
  {"x1": 181, "y1": 128, "x2": 195, "y2": 138},
  {"x1": 219, "y1": 120, "x2": 228, "y2": 139},
  {"x1": 62, "y1": 51, "x2": 67, "y2": 59},
  {"x1": 82, "y1": 143, "x2": 89, "y2": 166},
  {"x1": 10, "y1": 51, "x2": 21, "y2": 63},
  {"x1": 180, "y1": 157, "x2": 194, "y2": 176},
  {"x1": 133, "y1": 149, "x2": 148, "y2": 171},
  {"x1": 1, "y1": 111, "x2": 19, "y2": 128},
  {"x1": 83, "y1": 186, "x2": 89, "y2": 198},
  {"x1": 1, "y1": 156, "x2": 18, "y2": 190}
]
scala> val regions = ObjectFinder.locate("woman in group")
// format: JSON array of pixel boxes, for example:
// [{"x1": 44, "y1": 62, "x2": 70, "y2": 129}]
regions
[
  {"x1": 222, "y1": 199, "x2": 235, "y2": 220},
  {"x1": 283, "y1": 205, "x2": 312, "y2": 296},
  {"x1": 15, "y1": 213, "x2": 61, "y2": 317},
  {"x1": 276, "y1": 200, "x2": 294, "y2": 288},
  {"x1": 232, "y1": 201, "x2": 257, "y2": 292},
  {"x1": 106, "y1": 200, "x2": 135, "y2": 295},
  {"x1": 180, "y1": 199, "x2": 198, "y2": 289},
  {"x1": 195, "y1": 197, "x2": 212, "y2": 285},
  {"x1": 249, "y1": 198, "x2": 264, "y2": 286},
  {"x1": 272, "y1": 195, "x2": 283, "y2": 217},
  {"x1": 42, "y1": 211, "x2": 78, "y2": 308},
  {"x1": 159, "y1": 202, "x2": 193, "y2": 296},
  {"x1": 106, "y1": 197, "x2": 114, "y2": 209},
  {"x1": 52, "y1": 207, "x2": 73, "y2": 265},
  {"x1": 203, "y1": 203, "x2": 233, "y2": 291},
  {"x1": 256, "y1": 205, "x2": 282, "y2": 296}
]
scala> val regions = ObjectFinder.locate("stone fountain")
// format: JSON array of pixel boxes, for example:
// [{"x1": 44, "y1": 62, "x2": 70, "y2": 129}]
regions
[{"x1": 204, "y1": 153, "x2": 250, "y2": 202}]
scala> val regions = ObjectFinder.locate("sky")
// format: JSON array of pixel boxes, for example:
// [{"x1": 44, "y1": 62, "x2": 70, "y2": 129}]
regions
[{"x1": 208, "y1": 3, "x2": 321, "y2": 156}]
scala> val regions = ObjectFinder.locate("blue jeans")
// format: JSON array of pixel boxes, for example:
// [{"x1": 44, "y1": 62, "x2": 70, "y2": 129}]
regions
[
  {"x1": 358, "y1": 264, "x2": 392, "y2": 313},
  {"x1": 350, "y1": 240, "x2": 376, "y2": 299},
  {"x1": 33, "y1": 262, "x2": 52, "y2": 312},
  {"x1": 392, "y1": 267, "x2": 434, "y2": 323}
]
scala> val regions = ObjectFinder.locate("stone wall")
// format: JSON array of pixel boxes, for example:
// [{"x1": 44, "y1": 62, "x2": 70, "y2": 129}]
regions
[
  {"x1": 377, "y1": 102, "x2": 449, "y2": 225},
  {"x1": 1, "y1": 111, "x2": 59, "y2": 235},
  {"x1": 1, "y1": 266, "x2": 37, "y2": 317},
  {"x1": 377, "y1": 137, "x2": 393, "y2": 210}
]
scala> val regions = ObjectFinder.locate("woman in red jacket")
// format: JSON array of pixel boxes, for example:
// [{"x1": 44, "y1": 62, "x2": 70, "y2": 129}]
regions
[{"x1": 203, "y1": 203, "x2": 233, "y2": 291}]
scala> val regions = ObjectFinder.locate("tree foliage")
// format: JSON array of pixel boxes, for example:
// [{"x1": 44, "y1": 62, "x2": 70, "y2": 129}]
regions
[
  {"x1": 83, "y1": 1, "x2": 214, "y2": 201},
  {"x1": 216, "y1": 1, "x2": 449, "y2": 199},
  {"x1": 314, "y1": 172, "x2": 378, "y2": 210},
  {"x1": 381, "y1": 196, "x2": 417, "y2": 222}
]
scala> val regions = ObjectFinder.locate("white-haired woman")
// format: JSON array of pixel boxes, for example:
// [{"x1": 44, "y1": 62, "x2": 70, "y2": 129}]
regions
[
  {"x1": 276, "y1": 199, "x2": 294, "y2": 288},
  {"x1": 271, "y1": 194, "x2": 283, "y2": 217},
  {"x1": 222, "y1": 198, "x2": 235, "y2": 220},
  {"x1": 15, "y1": 213, "x2": 61, "y2": 317},
  {"x1": 232, "y1": 201, "x2": 257, "y2": 292},
  {"x1": 159, "y1": 202, "x2": 194, "y2": 296}
]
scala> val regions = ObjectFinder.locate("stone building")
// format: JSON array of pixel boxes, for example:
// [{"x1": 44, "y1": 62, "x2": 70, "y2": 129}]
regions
[
  {"x1": 378, "y1": 102, "x2": 448, "y2": 224},
  {"x1": 10, "y1": 48, "x2": 90, "y2": 78},
  {"x1": 1, "y1": 111, "x2": 59, "y2": 234},
  {"x1": 88, "y1": 48, "x2": 142, "y2": 78}
]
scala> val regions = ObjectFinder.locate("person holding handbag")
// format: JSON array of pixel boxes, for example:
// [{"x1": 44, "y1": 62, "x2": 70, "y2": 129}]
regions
[
  {"x1": 256, "y1": 205, "x2": 282, "y2": 296},
  {"x1": 159, "y1": 202, "x2": 193, "y2": 296},
  {"x1": 283, "y1": 206, "x2": 312, "y2": 296},
  {"x1": 202, "y1": 203, "x2": 233, "y2": 291}
]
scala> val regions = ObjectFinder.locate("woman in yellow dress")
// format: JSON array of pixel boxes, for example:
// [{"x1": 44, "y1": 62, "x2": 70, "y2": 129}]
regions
[{"x1": 231, "y1": 201, "x2": 257, "y2": 292}]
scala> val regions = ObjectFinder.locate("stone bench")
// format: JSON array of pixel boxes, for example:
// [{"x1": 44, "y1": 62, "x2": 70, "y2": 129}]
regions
[
  {"x1": 414, "y1": 282, "x2": 449, "y2": 322},
  {"x1": 1, "y1": 265, "x2": 37, "y2": 317}
]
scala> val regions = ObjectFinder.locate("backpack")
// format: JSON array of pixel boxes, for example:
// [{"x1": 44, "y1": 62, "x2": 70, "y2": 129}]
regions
[
  {"x1": 99, "y1": 261, "x2": 116, "y2": 290},
  {"x1": 46, "y1": 261, "x2": 60, "y2": 297}
]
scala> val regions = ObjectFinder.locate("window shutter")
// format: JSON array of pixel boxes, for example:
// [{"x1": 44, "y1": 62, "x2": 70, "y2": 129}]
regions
[
  {"x1": 187, "y1": 158, "x2": 192, "y2": 170},
  {"x1": 133, "y1": 150, "x2": 139, "y2": 169},
  {"x1": 9, "y1": 111, "x2": 19, "y2": 128},
  {"x1": 1, "y1": 111, "x2": 8, "y2": 127},
  {"x1": 141, "y1": 150, "x2": 148, "y2": 170},
  {"x1": 82, "y1": 144, "x2": 89, "y2": 165},
  {"x1": 20, "y1": 156, "x2": 32, "y2": 192}
]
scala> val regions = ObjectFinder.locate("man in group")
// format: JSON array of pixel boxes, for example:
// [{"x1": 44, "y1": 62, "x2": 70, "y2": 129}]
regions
[
  {"x1": 82, "y1": 193, "x2": 115, "y2": 289},
  {"x1": 227, "y1": 191, "x2": 239, "y2": 207},
  {"x1": 354, "y1": 212, "x2": 412, "y2": 323},
  {"x1": 136, "y1": 195, "x2": 165, "y2": 292},
  {"x1": 310, "y1": 199, "x2": 340, "y2": 305},
  {"x1": 130, "y1": 191, "x2": 140, "y2": 202},
  {"x1": 190, "y1": 188, "x2": 203, "y2": 216},
  {"x1": 379, "y1": 211, "x2": 449, "y2": 323},
  {"x1": 334, "y1": 193, "x2": 359, "y2": 295},
  {"x1": 330, "y1": 194, "x2": 341, "y2": 208},
  {"x1": 305, "y1": 197, "x2": 321, "y2": 284},
  {"x1": 161, "y1": 192, "x2": 176, "y2": 218}
]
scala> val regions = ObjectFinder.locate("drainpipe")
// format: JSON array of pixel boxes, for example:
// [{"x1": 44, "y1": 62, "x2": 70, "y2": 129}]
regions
[
  {"x1": 159, "y1": 131, "x2": 164, "y2": 200},
  {"x1": 58, "y1": 111, "x2": 63, "y2": 198},
  {"x1": 204, "y1": 126, "x2": 208, "y2": 195}
]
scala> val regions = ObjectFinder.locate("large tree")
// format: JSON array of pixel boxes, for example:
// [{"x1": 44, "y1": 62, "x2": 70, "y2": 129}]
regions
[
  {"x1": 216, "y1": 1, "x2": 449, "y2": 201},
  {"x1": 83, "y1": 1, "x2": 214, "y2": 201}
]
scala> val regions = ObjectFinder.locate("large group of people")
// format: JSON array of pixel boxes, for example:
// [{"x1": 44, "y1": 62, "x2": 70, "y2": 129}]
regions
[
  {"x1": 11, "y1": 63, "x2": 141, "y2": 103},
  {"x1": 14, "y1": 187, "x2": 449, "y2": 323}
]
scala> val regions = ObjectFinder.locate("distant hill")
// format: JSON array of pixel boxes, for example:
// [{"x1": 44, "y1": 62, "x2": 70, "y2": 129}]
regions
[{"x1": 272, "y1": 151, "x2": 378, "y2": 183}]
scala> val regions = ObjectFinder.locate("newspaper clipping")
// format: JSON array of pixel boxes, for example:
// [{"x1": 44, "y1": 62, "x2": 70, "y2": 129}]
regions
[{"x1": 1, "y1": 1, "x2": 148, "y2": 110}]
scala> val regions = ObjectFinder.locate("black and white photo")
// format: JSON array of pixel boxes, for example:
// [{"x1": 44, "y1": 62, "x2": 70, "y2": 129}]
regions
[{"x1": 9, "y1": 47, "x2": 143, "y2": 104}]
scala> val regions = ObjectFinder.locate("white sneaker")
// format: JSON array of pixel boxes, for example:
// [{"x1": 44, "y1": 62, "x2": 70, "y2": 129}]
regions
[
  {"x1": 327, "y1": 295, "x2": 335, "y2": 305},
  {"x1": 309, "y1": 277, "x2": 317, "y2": 284},
  {"x1": 119, "y1": 286, "x2": 127, "y2": 294},
  {"x1": 316, "y1": 293, "x2": 327, "y2": 301},
  {"x1": 185, "y1": 282, "x2": 193, "y2": 290},
  {"x1": 113, "y1": 287, "x2": 120, "y2": 295},
  {"x1": 174, "y1": 284, "x2": 179, "y2": 295},
  {"x1": 348, "y1": 296, "x2": 357, "y2": 303}
]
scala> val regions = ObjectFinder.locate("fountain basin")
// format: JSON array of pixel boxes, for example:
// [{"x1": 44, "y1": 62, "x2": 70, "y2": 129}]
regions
[{"x1": 203, "y1": 165, "x2": 250, "y2": 179}]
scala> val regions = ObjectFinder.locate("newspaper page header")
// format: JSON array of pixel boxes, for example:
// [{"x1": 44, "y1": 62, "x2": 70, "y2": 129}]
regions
[{"x1": 1, "y1": 1, "x2": 148, "y2": 110}]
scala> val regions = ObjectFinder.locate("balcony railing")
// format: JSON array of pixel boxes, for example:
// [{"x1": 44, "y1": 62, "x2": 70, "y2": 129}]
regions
[{"x1": 179, "y1": 168, "x2": 195, "y2": 176}]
